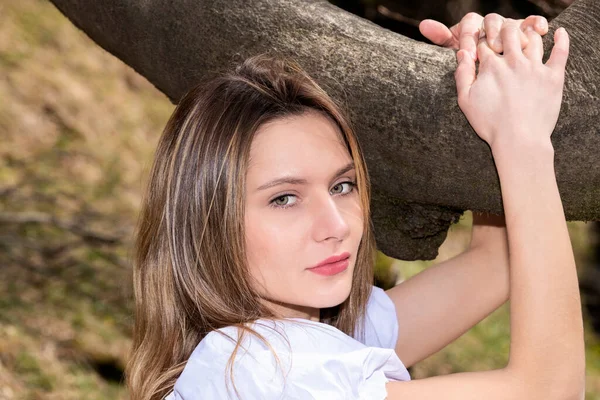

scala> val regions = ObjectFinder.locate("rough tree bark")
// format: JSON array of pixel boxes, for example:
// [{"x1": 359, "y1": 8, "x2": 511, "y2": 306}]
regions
[{"x1": 47, "y1": 0, "x2": 600, "y2": 260}]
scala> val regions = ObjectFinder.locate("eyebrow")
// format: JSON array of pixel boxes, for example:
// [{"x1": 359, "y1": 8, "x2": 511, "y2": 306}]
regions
[{"x1": 256, "y1": 161, "x2": 355, "y2": 192}]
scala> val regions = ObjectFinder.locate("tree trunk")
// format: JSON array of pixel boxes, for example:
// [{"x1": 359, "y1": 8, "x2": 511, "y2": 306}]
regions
[{"x1": 47, "y1": 0, "x2": 600, "y2": 260}]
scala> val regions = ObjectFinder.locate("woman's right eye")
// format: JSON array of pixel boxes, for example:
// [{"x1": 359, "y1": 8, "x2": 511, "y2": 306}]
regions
[{"x1": 269, "y1": 194, "x2": 297, "y2": 209}]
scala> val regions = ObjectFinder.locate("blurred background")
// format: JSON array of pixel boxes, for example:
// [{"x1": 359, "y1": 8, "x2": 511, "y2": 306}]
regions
[{"x1": 1, "y1": 0, "x2": 599, "y2": 399}]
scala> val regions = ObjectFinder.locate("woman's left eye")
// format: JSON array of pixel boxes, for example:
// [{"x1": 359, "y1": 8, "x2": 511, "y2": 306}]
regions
[{"x1": 330, "y1": 181, "x2": 356, "y2": 196}]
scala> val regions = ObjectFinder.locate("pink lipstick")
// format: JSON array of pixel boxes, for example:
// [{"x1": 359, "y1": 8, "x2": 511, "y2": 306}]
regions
[{"x1": 308, "y1": 252, "x2": 350, "y2": 276}]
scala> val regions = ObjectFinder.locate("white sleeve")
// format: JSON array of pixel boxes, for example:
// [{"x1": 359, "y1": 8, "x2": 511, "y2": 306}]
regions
[
  {"x1": 359, "y1": 285, "x2": 399, "y2": 350},
  {"x1": 278, "y1": 347, "x2": 403, "y2": 400}
]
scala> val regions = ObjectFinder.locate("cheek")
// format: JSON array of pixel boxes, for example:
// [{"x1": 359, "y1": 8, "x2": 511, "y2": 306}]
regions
[
  {"x1": 244, "y1": 210, "x2": 295, "y2": 272},
  {"x1": 344, "y1": 196, "x2": 364, "y2": 231}
]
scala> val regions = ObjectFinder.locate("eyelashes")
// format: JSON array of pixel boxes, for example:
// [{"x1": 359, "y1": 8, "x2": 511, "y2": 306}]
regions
[{"x1": 268, "y1": 180, "x2": 357, "y2": 210}]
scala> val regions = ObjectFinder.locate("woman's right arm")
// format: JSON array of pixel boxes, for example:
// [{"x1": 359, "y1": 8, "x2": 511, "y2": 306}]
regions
[{"x1": 386, "y1": 24, "x2": 585, "y2": 400}]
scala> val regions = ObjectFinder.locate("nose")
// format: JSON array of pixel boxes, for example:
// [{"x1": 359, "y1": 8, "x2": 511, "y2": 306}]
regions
[{"x1": 311, "y1": 193, "x2": 351, "y2": 243}]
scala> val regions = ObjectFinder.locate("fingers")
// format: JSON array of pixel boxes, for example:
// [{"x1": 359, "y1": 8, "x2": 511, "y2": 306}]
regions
[
  {"x1": 455, "y1": 50, "x2": 476, "y2": 102},
  {"x1": 477, "y1": 36, "x2": 497, "y2": 64},
  {"x1": 482, "y1": 14, "x2": 547, "y2": 54},
  {"x1": 521, "y1": 15, "x2": 548, "y2": 35},
  {"x1": 500, "y1": 22, "x2": 524, "y2": 59},
  {"x1": 523, "y1": 29, "x2": 544, "y2": 62},
  {"x1": 482, "y1": 14, "x2": 505, "y2": 53},
  {"x1": 419, "y1": 19, "x2": 455, "y2": 48},
  {"x1": 546, "y1": 28, "x2": 570, "y2": 71},
  {"x1": 483, "y1": 16, "x2": 528, "y2": 54},
  {"x1": 447, "y1": 12, "x2": 549, "y2": 62},
  {"x1": 457, "y1": 12, "x2": 484, "y2": 61}
]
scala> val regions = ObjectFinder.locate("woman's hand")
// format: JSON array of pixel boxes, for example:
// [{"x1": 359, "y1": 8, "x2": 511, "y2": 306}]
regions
[
  {"x1": 420, "y1": 13, "x2": 548, "y2": 61},
  {"x1": 454, "y1": 23, "x2": 570, "y2": 151}
]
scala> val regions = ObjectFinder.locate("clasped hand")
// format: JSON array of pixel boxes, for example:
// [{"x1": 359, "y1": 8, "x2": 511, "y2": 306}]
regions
[{"x1": 421, "y1": 13, "x2": 569, "y2": 152}]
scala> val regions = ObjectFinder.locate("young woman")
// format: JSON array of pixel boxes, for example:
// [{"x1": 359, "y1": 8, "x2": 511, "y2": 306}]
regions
[{"x1": 125, "y1": 13, "x2": 585, "y2": 400}]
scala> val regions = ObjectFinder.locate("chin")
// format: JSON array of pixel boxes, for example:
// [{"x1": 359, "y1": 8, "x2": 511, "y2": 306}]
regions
[{"x1": 309, "y1": 268, "x2": 353, "y2": 308}]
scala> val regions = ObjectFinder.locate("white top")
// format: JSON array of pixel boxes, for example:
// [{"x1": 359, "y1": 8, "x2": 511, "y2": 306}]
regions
[{"x1": 165, "y1": 286, "x2": 410, "y2": 399}]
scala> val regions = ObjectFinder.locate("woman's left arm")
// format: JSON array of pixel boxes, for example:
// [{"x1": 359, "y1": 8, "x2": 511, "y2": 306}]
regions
[
  {"x1": 385, "y1": 212, "x2": 510, "y2": 368},
  {"x1": 384, "y1": 10, "x2": 548, "y2": 369}
]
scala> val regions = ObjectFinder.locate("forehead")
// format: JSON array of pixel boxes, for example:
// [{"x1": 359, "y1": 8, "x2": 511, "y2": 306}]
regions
[{"x1": 247, "y1": 111, "x2": 351, "y2": 176}]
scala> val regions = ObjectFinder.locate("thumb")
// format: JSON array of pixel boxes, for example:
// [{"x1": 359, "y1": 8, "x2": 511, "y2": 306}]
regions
[{"x1": 419, "y1": 19, "x2": 455, "y2": 48}]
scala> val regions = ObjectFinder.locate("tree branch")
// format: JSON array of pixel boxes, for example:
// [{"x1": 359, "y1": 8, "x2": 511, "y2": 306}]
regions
[{"x1": 46, "y1": 0, "x2": 600, "y2": 259}]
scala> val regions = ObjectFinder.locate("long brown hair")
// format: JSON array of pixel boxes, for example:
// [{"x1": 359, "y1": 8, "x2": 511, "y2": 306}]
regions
[{"x1": 125, "y1": 53, "x2": 377, "y2": 400}]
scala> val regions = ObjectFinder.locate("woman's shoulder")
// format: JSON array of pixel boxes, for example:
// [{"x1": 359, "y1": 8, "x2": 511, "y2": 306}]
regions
[
  {"x1": 189, "y1": 317, "x2": 366, "y2": 361},
  {"x1": 168, "y1": 316, "x2": 410, "y2": 399},
  {"x1": 202, "y1": 285, "x2": 398, "y2": 354},
  {"x1": 359, "y1": 285, "x2": 399, "y2": 349},
  {"x1": 183, "y1": 284, "x2": 397, "y2": 357}
]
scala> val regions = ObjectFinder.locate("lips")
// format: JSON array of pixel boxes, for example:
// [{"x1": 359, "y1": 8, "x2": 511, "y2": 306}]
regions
[{"x1": 309, "y1": 252, "x2": 350, "y2": 269}]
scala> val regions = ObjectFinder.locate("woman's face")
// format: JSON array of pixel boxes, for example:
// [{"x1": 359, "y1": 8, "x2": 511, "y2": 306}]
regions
[{"x1": 244, "y1": 110, "x2": 364, "y2": 321}]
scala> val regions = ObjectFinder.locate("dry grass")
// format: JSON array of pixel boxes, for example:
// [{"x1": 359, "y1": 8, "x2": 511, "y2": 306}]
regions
[{"x1": 1, "y1": 0, "x2": 172, "y2": 398}]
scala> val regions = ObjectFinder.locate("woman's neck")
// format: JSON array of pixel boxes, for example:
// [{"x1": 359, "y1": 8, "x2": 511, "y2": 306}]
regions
[{"x1": 260, "y1": 297, "x2": 320, "y2": 321}]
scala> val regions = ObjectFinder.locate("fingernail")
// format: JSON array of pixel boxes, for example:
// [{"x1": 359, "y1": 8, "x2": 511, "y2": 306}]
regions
[
  {"x1": 470, "y1": 50, "x2": 477, "y2": 60},
  {"x1": 457, "y1": 51, "x2": 464, "y2": 63},
  {"x1": 537, "y1": 18, "x2": 547, "y2": 30}
]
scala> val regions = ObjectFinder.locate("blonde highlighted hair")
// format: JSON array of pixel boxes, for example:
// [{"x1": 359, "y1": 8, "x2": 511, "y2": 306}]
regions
[{"x1": 125, "y1": 54, "x2": 377, "y2": 400}]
